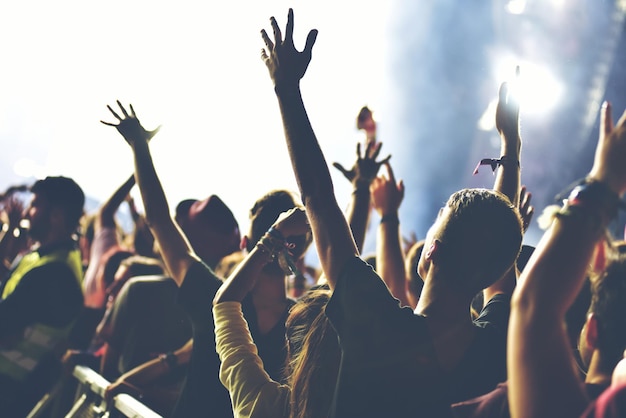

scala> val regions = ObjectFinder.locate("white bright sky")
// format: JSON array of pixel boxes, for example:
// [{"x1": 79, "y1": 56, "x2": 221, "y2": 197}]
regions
[{"x1": 0, "y1": 1, "x2": 392, "y2": 236}]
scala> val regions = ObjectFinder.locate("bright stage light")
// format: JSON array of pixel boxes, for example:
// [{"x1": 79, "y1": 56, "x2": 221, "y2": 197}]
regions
[
  {"x1": 495, "y1": 59, "x2": 563, "y2": 115},
  {"x1": 506, "y1": 0, "x2": 526, "y2": 15},
  {"x1": 479, "y1": 59, "x2": 563, "y2": 130}
]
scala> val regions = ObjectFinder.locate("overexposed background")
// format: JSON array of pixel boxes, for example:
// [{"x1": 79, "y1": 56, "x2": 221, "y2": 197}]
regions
[{"x1": 2, "y1": 0, "x2": 626, "y2": 256}]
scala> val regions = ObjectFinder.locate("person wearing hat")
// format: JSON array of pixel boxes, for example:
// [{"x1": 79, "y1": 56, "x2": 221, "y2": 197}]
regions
[
  {"x1": 174, "y1": 195, "x2": 241, "y2": 271},
  {"x1": 102, "y1": 100, "x2": 314, "y2": 417}
]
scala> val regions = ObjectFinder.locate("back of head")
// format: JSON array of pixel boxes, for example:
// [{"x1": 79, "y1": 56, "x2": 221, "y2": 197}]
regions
[
  {"x1": 31, "y1": 176, "x2": 85, "y2": 231},
  {"x1": 589, "y1": 253, "x2": 626, "y2": 371},
  {"x1": 436, "y1": 188, "x2": 522, "y2": 294},
  {"x1": 286, "y1": 288, "x2": 339, "y2": 418},
  {"x1": 248, "y1": 189, "x2": 312, "y2": 260}
]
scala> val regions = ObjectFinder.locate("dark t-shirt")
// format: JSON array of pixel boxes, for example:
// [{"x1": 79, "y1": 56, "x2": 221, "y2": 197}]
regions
[
  {"x1": 242, "y1": 294, "x2": 294, "y2": 383},
  {"x1": 106, "y1": 275, "x2": 192, "y2": 375},
  {"x1": 173, "y1": 260, "x2": 299, "y2": 417},
  {"x1": 173, "y1": 260, "x2": 231, "y2": 418},
  {"x1": 325, "y1": 257, "x2": 510, "y2": 418}
]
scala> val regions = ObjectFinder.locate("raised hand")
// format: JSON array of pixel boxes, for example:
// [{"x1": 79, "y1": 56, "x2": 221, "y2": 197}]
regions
[
  {"x1": 371, "y1": 161, "x2": 405, "y2": 217},
  {"x1": 101, "y1": 101, "x2": 160, "y2": 145},
  {"x1": 261, "y1": 8, "x2": 318, "y2": 88},
  {"x1": 495, "y1": 67, "x2": 521, "y2": 148},
  {"x1": 273, "y1": 207, "x2": 310, "y2": 238},
  {"x1": 333, "y1": 141, "x2": 391, "y2": 190},
  {"x1": 589, "y1": 101, "x2": 626, "y2": 195},
  {"x1": 518, "y1": 186, "x2": 534, "y2": 233}
]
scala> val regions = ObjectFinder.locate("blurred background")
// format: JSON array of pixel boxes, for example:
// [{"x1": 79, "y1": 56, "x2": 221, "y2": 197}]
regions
[{"x1": 1, "y1": 0, "x2": 625, "y2": 259}]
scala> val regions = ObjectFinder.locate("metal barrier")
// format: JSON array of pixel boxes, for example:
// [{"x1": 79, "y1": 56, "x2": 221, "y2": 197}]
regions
[{"x1": 26, "y1": 365, "x2": 162, "y2": 418}]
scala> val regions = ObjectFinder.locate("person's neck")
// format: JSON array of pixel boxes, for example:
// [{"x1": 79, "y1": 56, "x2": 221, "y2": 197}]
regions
[
  {"x1": 585, "y1": 351, "x2": 613, "y2": 387},
  {"x1": 416, "y1": 273, "x2": 476, "y2": 371},
  {"x1": 37, "y1": 232, "x2": 72, "y2": 250},
  {"x1": 416, "y1": 276, "x2": 473, "y2": 326}
]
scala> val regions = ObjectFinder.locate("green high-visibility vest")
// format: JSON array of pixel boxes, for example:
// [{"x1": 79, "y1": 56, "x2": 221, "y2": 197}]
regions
[{"x1": 0, "y1": 247, "x2": 83, "y2": 381}]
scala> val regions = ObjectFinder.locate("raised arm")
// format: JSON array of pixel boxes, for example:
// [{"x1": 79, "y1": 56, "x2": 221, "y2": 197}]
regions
[
  {"x1": 508, "y1": 102, "x2": 626, "y2": 418},
  {"x1": 101, "y1": 102, "x2": 198, "y2": 285},
  {"x1": 261, "y1": 9, "x2": 357, "y2": 287},
  {"x1": 483, "y1": 79, "x2": 523, "y2": 302},
  {"x1": 332, "y1": 137, "x2": 390, "y2": 252},
  {"x1": 97, "y1": 174, "x2": 135, "y2": 230},
  {"x1": 370, "y1": 161, "x2": 409, "y2": 306},
  {"x1": 494, "y1": 79, "x2": 521, "y2": 207},
  {"x1": 212, "y1": 209, "x2": 307, "y2": 417}
]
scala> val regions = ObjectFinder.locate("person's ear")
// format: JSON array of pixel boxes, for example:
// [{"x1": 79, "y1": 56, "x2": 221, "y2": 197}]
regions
[
  {"x1": 240, "y1": 236, "x2": 249, "y2": 251},
  {"x1": 424, "y1": 239, "x2": 441, "y2": 263},
  {"x1": 585, "y1": 313, "x2": 599, "y2": 350}
]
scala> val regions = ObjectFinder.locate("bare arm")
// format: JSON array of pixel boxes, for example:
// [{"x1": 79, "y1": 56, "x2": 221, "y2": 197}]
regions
[
  {"x1": 104, "y1": 339, "x2": 192, "y2": 402},
  {"x1": 483, "y1": 80, "x2": 523, "y2": 302},
  {"x1": 371, "y1": 161, "x2": 409, "y2": 306},
  {"x1": 333, "y1": 108, "x2": 388, "y2": 252},
  {"x1": 261, "y1": 9, "x2": 358, "y2": 288},
  {"x1": 508, "y1": 102, "x2": 626, "y2": 418},
  {"x1": 101, "y1": 102, "x2": 198, "y2": 285},
  {"x1": 97, "y1": 175, "x2": 136, "y2": 230}
]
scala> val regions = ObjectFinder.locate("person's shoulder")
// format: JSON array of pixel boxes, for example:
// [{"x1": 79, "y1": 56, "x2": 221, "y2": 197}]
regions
[
  {"x1": 125, "y1": 274, "x2": 175, "y2": 288},
  {"x1": 178, "y1": 259, "x2": 222, "y2": 308},
  {"x1": 122, "y1": 274, "x2": 176, "y2": 298},
  {"x1": 26, "y1": 261, "x2": 78, "y2": 284},
  {"x1": 184, "y1": 258, "x2": 219, "y2": 281},
  {"x1": 333, "y1": 255, "x2": 387, "y2": 295}
]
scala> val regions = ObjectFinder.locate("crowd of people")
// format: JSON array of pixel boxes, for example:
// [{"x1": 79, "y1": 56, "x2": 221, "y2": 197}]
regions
[{"x1": 1, "y1": 8, "x2": 626, "y2": 418}]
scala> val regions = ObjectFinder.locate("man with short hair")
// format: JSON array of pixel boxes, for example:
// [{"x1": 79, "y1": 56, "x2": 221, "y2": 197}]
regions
[
  {"x1": 260, "y1": 9, "x2": 523, "y2": 417},
  {"x1": 0, "y1": 175, "x2": 85, "y2": 415}
]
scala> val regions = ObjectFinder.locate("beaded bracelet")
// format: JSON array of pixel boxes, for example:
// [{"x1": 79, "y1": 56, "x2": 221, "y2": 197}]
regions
[
  {"x1": 554, "y1": 204, "x2": 606, "y2": 236},
  {"x1": 559, "y1": 179, "x2": 622, "y2": 219},
  {"x1": 553, "y1": 179, "x2": 623, "y2": 235},
  {"x1": 267, "y1": 227, "x2": 284, "y2": 241}
]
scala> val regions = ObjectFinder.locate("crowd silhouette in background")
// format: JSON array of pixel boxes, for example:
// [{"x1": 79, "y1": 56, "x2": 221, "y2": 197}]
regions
[{"x1": 1, "y1": 8, "x2": 626, "y2": 418}]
